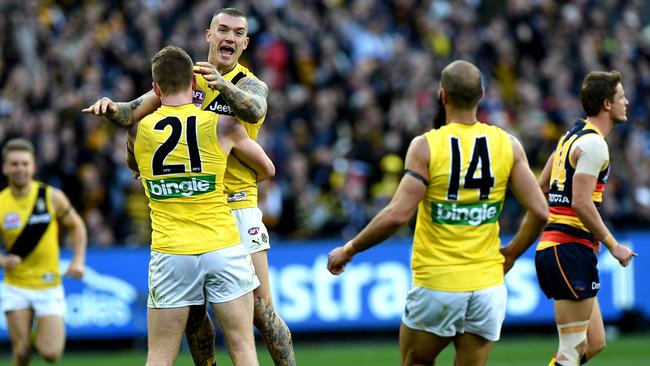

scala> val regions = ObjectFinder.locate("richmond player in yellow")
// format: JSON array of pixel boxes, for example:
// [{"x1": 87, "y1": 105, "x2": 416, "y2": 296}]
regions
[
  {"x1": 0, "y1": 138, "x2": 87, "y2": 366},
  {"x1": 129, "y1": 46, "x2": 274, "y2": 366},
  {"x1": 328, "y1": 60, "x2": 548, "y2": 366},
  {"x1": 83, "y1": 8, "x2": 296, "y2": 366}
]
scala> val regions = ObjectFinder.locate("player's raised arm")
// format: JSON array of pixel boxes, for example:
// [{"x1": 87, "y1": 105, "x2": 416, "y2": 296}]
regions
[
  {"x1": 500, "y1": 135, "x2": 548, "y2": 274},
  {"x1": 218, "y1": 115, "x2": 275, "y2": 182},
  {"x1": 194, "y1": 62, "x2": 268, "y2": 124},
  {"x1": 82, "y1": 90, "x2": 161, "y2": 128},
  {"x1": 51, "y1": 188, "x2": 87, "y2": 279}
]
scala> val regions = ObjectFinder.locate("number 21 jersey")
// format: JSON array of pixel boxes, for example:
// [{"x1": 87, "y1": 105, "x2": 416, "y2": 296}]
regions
[{"x1": 135, "y1": 104, "x2": 239, "y2": 254}]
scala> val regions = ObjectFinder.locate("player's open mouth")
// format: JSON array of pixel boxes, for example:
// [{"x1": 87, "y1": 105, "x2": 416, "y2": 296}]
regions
[{"x1": 220, "y1": 46, "x2": 235, "y2": 56}]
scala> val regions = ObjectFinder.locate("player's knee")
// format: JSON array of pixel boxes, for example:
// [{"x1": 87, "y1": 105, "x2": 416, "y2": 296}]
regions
[
  {"x1": 13, "y1": 344, "x2": 31, "y2": 363},
  {"x1": 39, "y1": 348, "x2": 63, "y2": 363},
  {"x1": 589, "y1": 337, "x2": 606, "y2": 357},
  {"x1": 556, "y1": 320, "x2": 589, "y2": 365}
]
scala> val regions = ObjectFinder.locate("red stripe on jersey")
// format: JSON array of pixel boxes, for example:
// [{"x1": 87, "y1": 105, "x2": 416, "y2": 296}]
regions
[
  {"x1": 550, "y1": 206, "x2": 576, "y2": 216},
  {"x1": 540, "y1": 230, "x2": 595, "y2": 250}
]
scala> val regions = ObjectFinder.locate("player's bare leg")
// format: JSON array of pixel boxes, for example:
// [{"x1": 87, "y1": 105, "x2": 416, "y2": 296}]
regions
[
  {"x1": 34, "y1": 315, "x2": 65, "y2": 362},
  {"x1": 146, "y1": 307, "x2": 190, "y2": 366},
  {"x1": 6, "y1": 309, "x2": 34, "y2": 366},
  {"x1": 585, "y1": 298, "x2": 606, "y2": 361},
  {"x1": 453, "y1": 332, "x2": 493, "y2": 366},
  {"x1": 552, "y1": 298, "x2": 595, "y2": 365},
  {"x1": 211, "y1": 291, "x2": 258, "y2": 366},
  {"x1": 399, "y1": 322, "x2": 452, "y2": 365},
  {"x1": 251, "y1": 250, "x2": 295, "y2": 366},
  {"x1": 185, "y1": 304, "x2": 217, "y2": 366}
]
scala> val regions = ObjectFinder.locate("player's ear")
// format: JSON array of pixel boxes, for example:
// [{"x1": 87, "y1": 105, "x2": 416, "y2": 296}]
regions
[
  {"x1": 205, "y1": 28, "x2": 211, "y2": 43},
  {"x1": 152, "y1": 82, "x2": 162, "y2": 97},
  {"x1": 603, "y1": 98, "x2": 612, "y2": 112},
  {"x1": 191, "y1": 74, "x2": 197, "y2": 91},
  {"x1": 242, "y1": 36, "x2": 249, "y2": 50}
]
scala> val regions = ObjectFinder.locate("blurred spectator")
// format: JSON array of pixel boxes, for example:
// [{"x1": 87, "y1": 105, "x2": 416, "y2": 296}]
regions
[{"x1": 1, "y1": 0, "x2": 649, "y2": 245}]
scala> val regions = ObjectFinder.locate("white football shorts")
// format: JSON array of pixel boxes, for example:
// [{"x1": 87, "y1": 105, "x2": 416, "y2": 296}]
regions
[
  {"x1": 401, "y1": 283, "x2": 507, "y2": 342},
  {"x1": 1, "y1": 283, "x2": 66, "y2": 317},
  {"x1": 232, "y1": 207, "x2": 271, "y2": 254},
  {"x1": 147, "y1": 244, "x2": 259, "y2": 309}
]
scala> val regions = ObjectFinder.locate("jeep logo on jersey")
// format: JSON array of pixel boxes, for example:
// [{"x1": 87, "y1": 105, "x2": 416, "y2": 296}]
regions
[
  {"x1": 431, "y1": 201, "x2": 501, "y2": 226},
  {"x1": 146, "y1": 175, "x2": 216, "y2": 200},
  {"x1": 206, "y1": 95, "x2": 235, "y2": 116}
]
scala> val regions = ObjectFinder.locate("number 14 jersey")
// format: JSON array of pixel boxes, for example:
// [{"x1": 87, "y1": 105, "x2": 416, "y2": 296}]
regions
[
  {"x1": 412, "y1": 122, "x2": 513, "y2": 292},
  {"x1": 135, "y1": 104, "x2": 239, "y2": 254}
]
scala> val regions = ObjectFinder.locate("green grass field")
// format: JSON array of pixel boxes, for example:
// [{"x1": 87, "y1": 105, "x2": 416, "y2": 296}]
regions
[{"x1": 17, "y1": 332, "x2": 650, "y2": 365}]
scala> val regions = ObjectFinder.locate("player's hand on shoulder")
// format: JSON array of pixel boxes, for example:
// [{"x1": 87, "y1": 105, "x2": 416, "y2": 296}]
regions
[
  {"x1": 327, "y1": 245, "x2": 353, "y2": 275},
  {"x1": 194, "y1": 61, "x2": 225, "y2": 89},
  {"x1": 82, "y1": 97, "x2": 118, "y2": 116},
  {"x1": 609, "y1": 243, "x2": 637, "y2": 267},
  {"x1": 1, "y1": 254, "x2": 22, "y2": 270},
  {"x1": 65, "y1": 259, "x2": 84, "y2": 280}
]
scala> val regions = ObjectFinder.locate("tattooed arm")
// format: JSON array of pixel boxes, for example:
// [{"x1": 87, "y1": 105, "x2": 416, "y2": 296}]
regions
[
  {"x1": 194, "y1": 62, "x2": 269, "y2": 124},
  {"x1": 219, "y1": 77, "x2": 269, "y2": 124},
  {"x1": 82, "y1": 90, "x2": 160, "y2": 128}
]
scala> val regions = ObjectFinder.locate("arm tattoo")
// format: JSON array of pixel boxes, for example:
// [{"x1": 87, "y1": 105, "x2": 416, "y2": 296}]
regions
[
  {"x1": 105, "y1": 97, "x2": 141, "y2": 128},
  {"x1": 220, "y1": 78, "x2": 269, "y2": 124}
]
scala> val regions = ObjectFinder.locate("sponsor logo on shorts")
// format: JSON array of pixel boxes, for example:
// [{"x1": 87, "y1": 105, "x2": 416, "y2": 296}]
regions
[
  {"x1": 228, "y1": 191, "x2": 247, "y2": 202},
  {"x1": 3, "y1": 212, "x2": 21, "y2": 230},
  {"x1": 431, "y1": 201, "x2": 501, "y2": 226},
  {"x1": 146, "y1": 175, "x2": 216, "y2": 200},
  {"x1": 573, "y1": 280, "x2": 586, "y2": 291},
  {"x1": 248, "y1": 227, "x2": 259, "y2": 235},
  {"x1": 42, "y1": 272, "x2": 56, "y2": 283},
  {"x1": 591, "y1": 282, "x2": 600, "y2": 290},
  {"x1": 261, "y1": 233, "x2": 268, "y2": 243}
]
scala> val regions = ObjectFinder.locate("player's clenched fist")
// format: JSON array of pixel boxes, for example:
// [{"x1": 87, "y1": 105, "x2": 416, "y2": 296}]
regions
[{"x1": 81, "y1": 97, "x2": 118, "y2": 116}]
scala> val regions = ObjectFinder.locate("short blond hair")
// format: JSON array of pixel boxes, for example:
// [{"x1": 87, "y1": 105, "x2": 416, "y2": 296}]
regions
[{"x1": 2, "y1": 138, "x2": 35, "y2": 163}]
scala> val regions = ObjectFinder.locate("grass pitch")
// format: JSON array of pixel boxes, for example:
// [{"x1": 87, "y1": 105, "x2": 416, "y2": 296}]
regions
[{"x1": 20, "y1": 332, "x2": 650, "y2": 365}]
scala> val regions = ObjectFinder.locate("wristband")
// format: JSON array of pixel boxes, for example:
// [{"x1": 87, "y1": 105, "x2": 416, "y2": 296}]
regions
[{"x1": 601, "y1": 234, "x2": 617, "y2": 250}]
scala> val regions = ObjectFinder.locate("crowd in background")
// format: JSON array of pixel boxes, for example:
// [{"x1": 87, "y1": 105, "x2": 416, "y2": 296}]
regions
[{"x1": 1, "y1": 0, "x2": 649, "y2": 246}]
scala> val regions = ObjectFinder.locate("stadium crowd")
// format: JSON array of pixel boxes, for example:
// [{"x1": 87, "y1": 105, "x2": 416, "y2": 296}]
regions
[{"x1": 1, "y1": 0, "x2": 649, "y2": 245}]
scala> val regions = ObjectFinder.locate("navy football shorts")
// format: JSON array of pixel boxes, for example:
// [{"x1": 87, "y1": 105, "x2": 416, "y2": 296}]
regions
[{"x1": 535, "y1": 243, "x2": 600, "y2": 300}]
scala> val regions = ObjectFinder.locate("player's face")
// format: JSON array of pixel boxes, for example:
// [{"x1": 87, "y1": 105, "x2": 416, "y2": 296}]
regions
[
  {"x1": 206, "y1": 14, "x2": 249, "y2": 71},
  {"x1": 2, "y1": 151, "x2": 35, "y2": 188},
  {"x1": 609, "y1": 83, "x2": 628, "y2": 124}
]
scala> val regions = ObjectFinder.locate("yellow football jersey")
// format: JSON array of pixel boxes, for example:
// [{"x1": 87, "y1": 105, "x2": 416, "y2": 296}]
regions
[
  {"x1": 194, "y1": 63, "x2": 265, "y2": 209},
  {"x1": 0, "y1": 182, "x2": 60, "y2": 289},
  {"x1": 135, "y1": 104, "x2": 239, "y2": 254},
  {"x1": 412, "y1": 122, "x2": 513, "y2": 292}
]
